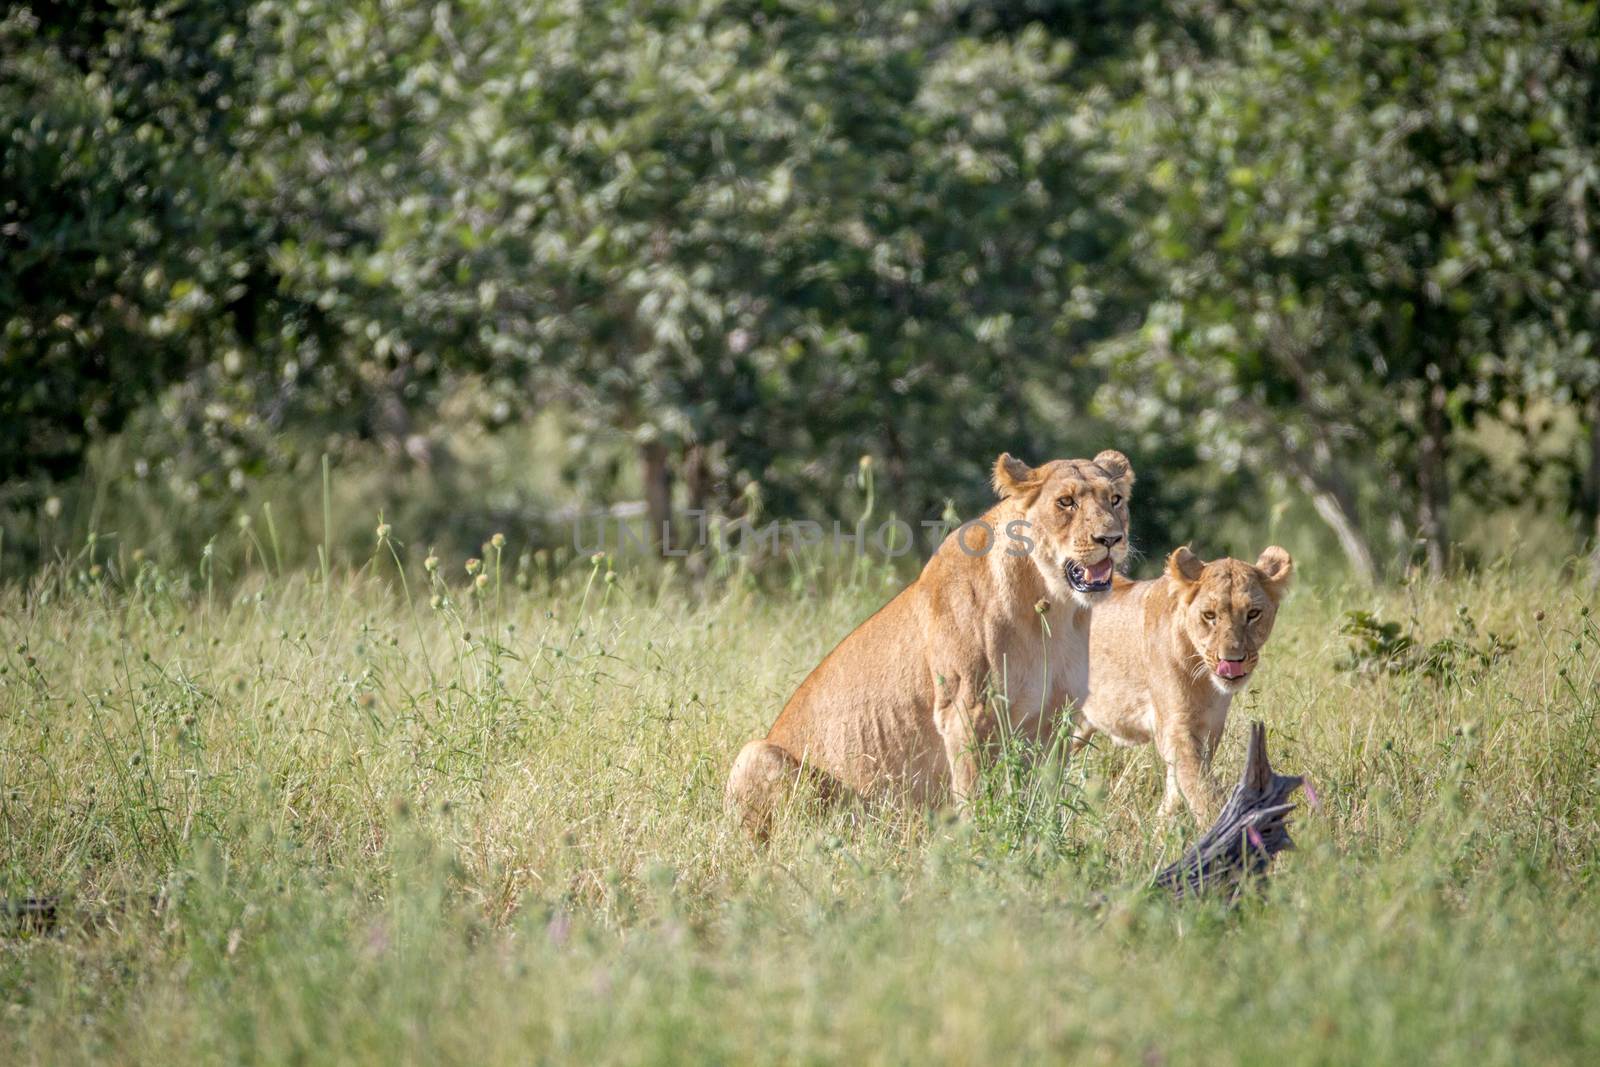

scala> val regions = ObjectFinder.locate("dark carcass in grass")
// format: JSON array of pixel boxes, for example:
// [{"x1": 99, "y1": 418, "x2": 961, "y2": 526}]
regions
[{"x1": 1151, "y1": 720, "x2": 1307, "y2": 899}]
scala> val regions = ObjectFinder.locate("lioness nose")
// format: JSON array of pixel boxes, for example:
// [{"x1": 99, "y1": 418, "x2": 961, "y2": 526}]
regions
[{"x1": 1093, "y1": 533, "x2": 1122, "y2": 548}]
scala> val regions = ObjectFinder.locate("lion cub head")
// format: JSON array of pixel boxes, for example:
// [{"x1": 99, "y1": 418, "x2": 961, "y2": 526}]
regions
[
  {"x1": 992, "y1": 450, "x2": 1134, "y2": 608},
  {"x1": 1167, "y1": 545, "x2": 1293, "y2": 694}
]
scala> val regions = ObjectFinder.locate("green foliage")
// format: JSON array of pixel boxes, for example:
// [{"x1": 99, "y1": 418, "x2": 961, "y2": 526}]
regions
[
  {"x1": 1096, "y1": 0, "x2": 1600, "y2": 577},
  {"x1": 1335, "y1": 611, "x2": 1419, "y2": 676},
  {"x1": 0, "y1": 5, "x2": 249, "y2": 483},
  {"x1": 4, "y1": 0, "x2": 1599, "y2": 577},
  {"x1": 1337, "y1": 604, "x2": 1517, "y2": 682},
  {"x1": 3, "y1": 1, "x2": 1137, "y2": 541}
]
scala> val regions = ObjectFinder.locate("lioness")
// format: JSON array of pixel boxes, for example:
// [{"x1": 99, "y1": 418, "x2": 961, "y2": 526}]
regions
[
  {"x1": 1075, "y1": 545, "x2": 1293, "y2": 821},
  {"x1": 725, "y1": 451, "x2": 1134, "y2": 837}
]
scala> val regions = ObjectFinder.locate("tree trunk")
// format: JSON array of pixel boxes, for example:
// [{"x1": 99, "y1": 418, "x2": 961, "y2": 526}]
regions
[
  {"x1": 683, "y1": 443, "x2": 711, "y2": 519},
  {"x1": 1263, "y1": 336, "x2": 1383, "y2": 583},
  {"x1": 641, "y1": 440, "x2": 673, "y2": 551},
  {"x1": 1237, "y1": 390, "x2": 1380, "y2": 584},
  {"x1": 1277, "y1": 429, "x2": 1379, "y2": 585},
  {"x1": 1586, "y1": 398, "x2": 1600, "y2": 582},
  {"x1": 1299, "y1": 474, "x2": 1379, "y2": 586},
  {"x1": 1416, "y1": 369, "x2": 1452, "y2": 577},
  {"x1": 682, "y1": 443, "x2": 712, "y2": 577}
]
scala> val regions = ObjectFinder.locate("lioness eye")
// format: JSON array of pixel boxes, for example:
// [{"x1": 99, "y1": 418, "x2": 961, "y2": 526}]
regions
[
  {"x1": 1247, "y1": 608, "x2": 1262, "y2": 621},
  {"x1": 1111, "y1": 494, "x2": 1122, "y2": 506},
  {"x1": 1201, "y1": 611, "x2": 1216, "y2": 624},
  {"x1": 1056, "y1": 496, "x2": 1075, "y2": 511}
]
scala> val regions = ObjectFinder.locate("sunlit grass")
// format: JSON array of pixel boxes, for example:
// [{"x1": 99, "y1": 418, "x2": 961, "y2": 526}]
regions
[{"x1": 3, "y1": 544, "x2": 1598, "y2": 1064}]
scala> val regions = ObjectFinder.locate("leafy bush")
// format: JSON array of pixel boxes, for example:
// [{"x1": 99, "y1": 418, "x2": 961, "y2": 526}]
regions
[{"x1": 1337, "y1": 606, "x2": 1516, "y2": 683}]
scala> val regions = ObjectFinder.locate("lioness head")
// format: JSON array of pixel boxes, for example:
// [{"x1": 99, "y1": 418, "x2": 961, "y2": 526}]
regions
[
  {"x1": 1166, "y1": 545, "x2": 1294, "y2": 694},
  {"x1": 992, "y1": 450, "x2": 1134, "y2": 607}
]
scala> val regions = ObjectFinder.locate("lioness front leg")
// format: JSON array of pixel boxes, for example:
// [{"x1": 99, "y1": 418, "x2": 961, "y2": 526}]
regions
[
  {"x1": 1156, "y1": 721, "x2": 1218, "y2": 823},
  {"x1": 933, "y1": 697, "x2": 985, "y2": 812},
  {"x1": 1068, "y1": 716, "x2": 1097, "y2": 756}
]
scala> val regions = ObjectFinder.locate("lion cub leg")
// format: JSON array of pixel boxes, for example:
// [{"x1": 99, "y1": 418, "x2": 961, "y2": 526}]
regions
[
  {"x1": 1155, "y1": 719, "x2": 1221, "y2": 823},
  {"x1": 725, "y1": 740, "x2": 837, "y2": 841}
]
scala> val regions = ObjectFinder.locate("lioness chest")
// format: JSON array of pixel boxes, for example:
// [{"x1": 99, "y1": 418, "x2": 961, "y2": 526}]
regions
[{"x1": 990, "y1": 610, "x2": 1090, "y2": 742}]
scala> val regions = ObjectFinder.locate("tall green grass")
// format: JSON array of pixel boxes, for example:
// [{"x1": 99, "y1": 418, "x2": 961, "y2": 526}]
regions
[{"x1": 2, "y1": 541, "x2": 1598, "y2": 1064}]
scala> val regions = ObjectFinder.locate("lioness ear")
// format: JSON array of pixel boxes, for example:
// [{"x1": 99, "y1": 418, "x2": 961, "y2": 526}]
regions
[
  {"x1": 1255, "y1": 545, "x2": 1294, "y2": 600},
  {"x1": 992, "y1": 453, "x2": 1038, "y2": 500},
  {"x1": 1093, "y1": 450, "x2": 1134, "y2": 488},
  {"x1": 1167, "y1": 545, "x2": 1204, "y2": 586}
]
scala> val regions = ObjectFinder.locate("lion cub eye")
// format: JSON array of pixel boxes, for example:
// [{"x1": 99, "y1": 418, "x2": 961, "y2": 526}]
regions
[
  {"x1": 1247, "y1": 608, "x2": 1262, "y2": 621},
  {"x1": 1056, "y1": 496, "x2": 1075, "y2": 511},
  {"x1": 1200, "y1": 611, "x2": 1217, "y2": 624},
  {"x1": 1111, "y1": 494, "x2": 1122, "y2": 506}
]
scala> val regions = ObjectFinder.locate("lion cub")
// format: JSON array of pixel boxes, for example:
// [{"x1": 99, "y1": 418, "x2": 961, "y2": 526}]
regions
[{"x1": 1075, "y1": 545, "x2": 1292, "y2": 821}]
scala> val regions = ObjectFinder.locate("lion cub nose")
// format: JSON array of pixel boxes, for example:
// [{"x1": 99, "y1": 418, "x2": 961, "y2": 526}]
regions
[{"x1": 1093, "y1": 533, "x2": 1122, "y2": 548}]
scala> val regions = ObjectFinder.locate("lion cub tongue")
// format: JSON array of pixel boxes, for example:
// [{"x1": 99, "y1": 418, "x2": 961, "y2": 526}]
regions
[{"x1": 1086, "y1": 558, "x2": 1114, "y2": 583}]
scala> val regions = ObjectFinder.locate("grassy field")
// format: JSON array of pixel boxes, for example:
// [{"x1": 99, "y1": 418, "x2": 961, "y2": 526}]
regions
[{"x1": 3, "y1": 545, "x2": 1599, "y2": 1065}]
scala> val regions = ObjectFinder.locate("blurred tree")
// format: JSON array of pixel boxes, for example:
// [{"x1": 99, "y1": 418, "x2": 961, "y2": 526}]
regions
[
  {"x1": 241, "y1": 1, "x2": 1134, "y2": 536},
  {"x1": 1, "y1": 0, "x2": 394, "y2": 501},
  {"x1": 8, "y1": 0, "x2": 1597, "y2": 581},
  {"x1": 0, "y1": 4, "x2": 254, "y2": 486},
  {"x1": 1095, "y1": 0, "x2": 1600, "y2": 580}
]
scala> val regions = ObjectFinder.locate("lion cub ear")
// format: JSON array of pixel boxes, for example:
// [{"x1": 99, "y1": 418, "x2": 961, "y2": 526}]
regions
[
  {"x1": 1093, "y1": 449, "x2": 1134, "y2": 487},
  {"x1": 1255, "y1": 546, "x2": 1294, "y2": 600},
  {"x1": 992, "y1": 453, "x2": 1039, "y2": 499},
  {"x1": 1167, "y1": 545, "x2": 1204, "y2": 586}
]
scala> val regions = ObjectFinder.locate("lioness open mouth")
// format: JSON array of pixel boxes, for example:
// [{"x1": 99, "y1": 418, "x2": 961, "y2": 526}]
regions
[{"x1": 1066, "y1": 557, "x2": 1115, "y2": 593}]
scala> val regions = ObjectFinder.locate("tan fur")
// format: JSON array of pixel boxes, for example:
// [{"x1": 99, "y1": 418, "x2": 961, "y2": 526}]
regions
[
  {"x1": 726, "y1": 451, "x2": 1135, "y2": 838},
  {"x1": 1075, "y1": 545, "x2": 1293, "y2": 822}
]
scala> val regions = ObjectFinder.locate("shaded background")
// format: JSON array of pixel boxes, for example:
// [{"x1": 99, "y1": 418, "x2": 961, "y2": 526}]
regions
[{"x1": 4, "y1": 0, "x2": 1597, "y2": 582}]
